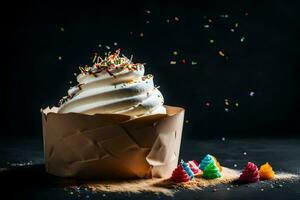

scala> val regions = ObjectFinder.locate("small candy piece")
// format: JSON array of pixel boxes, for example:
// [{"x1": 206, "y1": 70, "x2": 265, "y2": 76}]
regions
[
  {"x1": 239, "y1": 162, "x2": 260, "y2": 183},
  {"x1": 211, "y1": 156, "x2": 222, "y2": 172},
  {"x1": 259, "y1": 162, "x2": 275, "y2": 180},
  {"x1": 202, "y1": 162, "x2": 222, "y2": 179},
  {"x1": 170, "y1": 164, "x2": 190, "y2": 183},
  {"x1": 181, "y1": 160, "x2": 194, "y2": 179},
  {"x1": 188, "y1": 160, "x2": 200, "y2": 175},
  {"x1": 199, "y1": 154, "x2": 214, "y2": 170}
]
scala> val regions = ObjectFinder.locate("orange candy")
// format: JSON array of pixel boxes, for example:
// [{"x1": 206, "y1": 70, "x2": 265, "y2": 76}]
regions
[
  {"x1": 212, "y1": 156, "x2": 222, "y2": 172},
  {"x1": 259, "y1": 162, "x2": 275, "y2": 180}
]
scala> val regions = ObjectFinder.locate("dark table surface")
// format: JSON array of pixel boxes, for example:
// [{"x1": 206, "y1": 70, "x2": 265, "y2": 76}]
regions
[{"x1": 1, "y1": 137, "x2": 300, "y2": 200}]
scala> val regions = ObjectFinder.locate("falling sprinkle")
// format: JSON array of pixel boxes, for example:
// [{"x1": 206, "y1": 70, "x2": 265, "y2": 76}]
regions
[
  {"x1": 166, "y1": 19, "x2": 170, "y2": 23},
  {"x1": 113, "y1": 42, "x2": 118, "y2": 46},
  {"x1": 235, "y1": 23, "x2": 239, "y2": 28},
  {"x1": 174, "y1": 16, "x2": 180, "y2": 21},
  {"x1": 58, "y1": 56, "x2": 62, "y2": 60},
  {"x1": 140, "y1": 32, "x2": 144, "y2": 37},
  {"x1": 234, "y1": 164, "x2": 238, "y2": 168},
  {"x1": 205, "y1": 101, "x2": 211, "y2": 107},
  {"x1": 245, "y1": 12, "x2": 249, "y2": 16},
  {"x1": 227, "y1": 188, "x2": 230, "y2": 191},
  {"x1": 240, "y1": 36, "x2": 245, "y2": 42},
  {"x1": 170, "y1": 61, "x2": 176, "y2": 65},
  {"x1": 182, "y1": 59, "x2": 186, "y2": 64},
  {"x1": 105, "y1": 46, "x2": 110, "y2": 50},
  {"x1": 102, "y1": 193, "x2": 106, "y2": 197},
  {"x1": 145, "y1": 10, "x2": 151, "y2": 14},
  {"x1": 225, "y1": 108, "x2": 229, "y2": 112},
  {"x1": 261, "y1": 188, "x2": 264, "y2": 192},
  {"x1": 218, "y1": 51, "x2": 225, "y2": 57},
  {"x1": 235, "y1": 102, "x2": 239, "y2": 107},
  {"x1": 173, "y1": 51, "x2": 178, "y2": 56},
  {"x1": 146, "y1": 20, "x2": 150, "y2": 24},
  {"x1": 243, "y1": 152, "x2": 247, "y2": 156},
  {"x1": 230, "y1": 28, "x2": 235, "y2": 32},
  {"x1": 185, "y1": 120, "x2": 189, "y2": 124},
  {"x1": 209, "y1": 39, "x2": 214, "y2": 43},
  {"x1": 208, "y1": 19, "x2": 213, "y2": 23},
  {"x1": 191, "y1": 61, "x2": 197, "y2": 65},
  {"x1": 69, "y1": 81, "x2": 72, "y2": 84},
  {"x1": 60, "y1": 27, "x2": 65, "y2": 32},
  {"x1": 98, "y1": 44, "x2": 102, "y2": 47},
  {"x1": 74, "y1": 73, "x2": 77, "y2": 76},
  {"x1": 204, "y1": 24, "x2": 210, "y2": 28},
  {"x1": 224, "y1": 99, "x2": 229, "y2": 106},
  {"x1": 129, "y1": 31, "x2": 133, "y2": 35},
  {"x1": 220, "y1": 14, "x2": 229, "y2": 18},
  {"x1": 250, "y1": 91, "x2": 255, "y2": 96},
  {"x1": 222, "y1": 137, "x2": 226, "y2": 141}
]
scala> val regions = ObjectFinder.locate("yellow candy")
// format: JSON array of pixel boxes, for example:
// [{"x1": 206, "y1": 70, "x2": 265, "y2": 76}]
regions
[
  {"x1": 212, "y1": 156, "x2": 222, "y2": 172},
  {"x1": 259, "y1": 162, "x2": 275, "y2": 180}
]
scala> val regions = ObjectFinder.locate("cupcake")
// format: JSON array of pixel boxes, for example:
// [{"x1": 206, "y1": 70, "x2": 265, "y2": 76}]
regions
[{"x1": 41, "y1": 49, "x2": 185, "y2": 179}]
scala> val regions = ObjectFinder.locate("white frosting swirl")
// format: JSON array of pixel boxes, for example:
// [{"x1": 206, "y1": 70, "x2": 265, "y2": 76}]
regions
[{"x1": 58, "y1": 50, "x2": 166, "y2": 117}]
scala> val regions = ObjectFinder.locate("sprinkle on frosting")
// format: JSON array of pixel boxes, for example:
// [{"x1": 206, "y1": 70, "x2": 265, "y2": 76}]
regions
[
  {"x1": 78, "y1": 48, "x2": 145, "y2": 79},
  {"x1": 239, "y1": 162, "x2": 260, "y2": 183},
  {"x1": 259, "y1": 162, "x2": 275, "y2": 180},
  {"x1": 202, "y1": 162, "x2": 222, "y2": 179}
]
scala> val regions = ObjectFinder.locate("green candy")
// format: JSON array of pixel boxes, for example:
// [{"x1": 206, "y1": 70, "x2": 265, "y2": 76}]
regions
[{"x1": 202, "y1": 162, "x2": 222, "y2": 179}]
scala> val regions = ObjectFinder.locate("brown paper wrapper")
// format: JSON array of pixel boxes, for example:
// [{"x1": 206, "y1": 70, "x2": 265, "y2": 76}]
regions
[{"x1": 41, "y1": 106, "x2": 185, "y2": 179}]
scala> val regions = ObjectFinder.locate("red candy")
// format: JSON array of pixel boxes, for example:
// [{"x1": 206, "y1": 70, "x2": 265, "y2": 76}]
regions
[
  {"x1": 188, "y1": 160, "x2": 200, "y2": 175},
  {"x1": 170, "y1": 164, "x2": 190, "y2": 183},
  {"x1": 239, "y1": 162, "x2": 260, "y2": 183}
]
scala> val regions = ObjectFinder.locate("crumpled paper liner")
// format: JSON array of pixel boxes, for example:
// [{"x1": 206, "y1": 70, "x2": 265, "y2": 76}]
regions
[{"x1": 41, "y1": 106, "x2": 184, "y2": 179}]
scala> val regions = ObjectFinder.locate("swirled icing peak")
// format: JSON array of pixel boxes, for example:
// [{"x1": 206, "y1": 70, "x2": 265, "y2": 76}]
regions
[
  {"x1": 199, "y1": 154, "x2": 214, "y2": 170},
  {"x1": 170, "y1": 164, "x2": 190, "y2": 183},
  {"x1": 239, "y1": 162, "x2": 260, "y2": 183},
  {"x1": 259, "y1": 162, "x2": 275, "y2": 180},
  {"x1": 188, "y1": 160, "x2": 200, "y2": 175},
  {"x1": 202, "y1": 162, "x2": 222, "y2": 179},
  {"x1": 58, "y1": 49, "x2": 166, "y2": 117}
]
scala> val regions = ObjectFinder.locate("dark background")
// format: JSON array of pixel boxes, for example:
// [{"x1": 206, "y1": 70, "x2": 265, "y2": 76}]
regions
[{"x1": 2, "y1": 0, "x2": 299, "y2": 139}]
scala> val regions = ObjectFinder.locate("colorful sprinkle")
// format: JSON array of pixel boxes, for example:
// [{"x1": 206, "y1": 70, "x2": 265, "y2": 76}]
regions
[
  {"x1": 218, "y1": 51, "x2": 225, "y2": 57},
  {"x1": 250, "y1": 91, "x2": 255, "y2": 96},
  {"x1": 191, "y1": 61, "x2": 197, "y2": 65},
  {"x1": 240, "y1": 36, "x2": 245, "y2": 42},
  {"x1": 60, "y1": 27, "x2": 65, "y2": 32},
  {"x1": 174, "y1": 16, "x2": 180, "y2": 21},
  {"x1": 182, "y1": 59, "x2": 186, "y2": 64},
  {"x1": 170, "y1": 61, "x2": 176, "y2": 65},
  {"x1": 58, "y1": 56, "x2": 62, "y2": 60},
  {"x1": 140, "y1": 32, "x2": 144, "y2": 37},
  {"x1": 173, "y1": 51, "x2": 178, "y2": 56},
  {"x1": 209, "y1": 39, "x2": 214, "y2": 43}
]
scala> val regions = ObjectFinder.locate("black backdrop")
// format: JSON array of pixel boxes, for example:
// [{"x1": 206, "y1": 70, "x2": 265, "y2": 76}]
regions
[{"x1": 2, "y1": 0, "x2": 299, "y2": 139}]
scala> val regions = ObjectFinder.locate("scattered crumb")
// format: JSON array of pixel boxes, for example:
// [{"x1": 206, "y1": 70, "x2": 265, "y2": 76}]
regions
[{"x1": 84, "y1": 168, "x2": 299, "y2": 196}]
